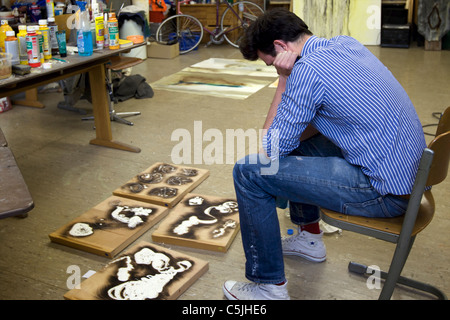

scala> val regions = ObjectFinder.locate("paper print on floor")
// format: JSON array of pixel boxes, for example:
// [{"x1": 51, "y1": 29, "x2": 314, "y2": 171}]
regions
[
  {"x1": 113, "y1": 162, "x2": 209, "y2": 208},
  {"x1": 186, "y1": 58, "x2": 279, "y2": 78},
  {"x1": 49, "y1": 196, "x2": 169, "y2": 258},
  {"x1": 152, "y1": 193, "x2": 240, "y2": 252},
  {"x1": 64, "y1": 241, "x2": 209, "y2": 300},
  {"x1": 151, "y1": 58, "x2": 278, "y2": 100}
]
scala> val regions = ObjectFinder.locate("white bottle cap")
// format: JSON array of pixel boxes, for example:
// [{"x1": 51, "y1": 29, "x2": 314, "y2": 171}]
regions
[
  {"x1": 39, "y1": 19, "x2": 48, "y2": 25},
  {"x1": 5, "y1": 31, "x2": 14, "y2": 37}
]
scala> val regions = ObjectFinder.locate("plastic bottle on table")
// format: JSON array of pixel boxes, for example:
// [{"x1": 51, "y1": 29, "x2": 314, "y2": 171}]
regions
[
  {"x1": 48, "y1": 17, "x2": 59, "y2": 55},
  {"x1": 33, "y1": 25, "x2": 45, "y2": 64},
  {"x1": 17, "y1": 25, "x2": 28, "y2": 65},
  {"x1": 0, "y1": 20, "x2": 13, "y2": 52},
  {"x1": 108, "y1": 12, "x2": 119, "y2": 50},
  {"x1": 39, "y1": 19, "x2": 52, "y2": 60},
  {"x1": 26, "y1": 26, "x2": 41, "y2": 67},
  {"x1": 76, "y1": 1, "x2": 93, "y2": 56},
  {"x1": 5, "y1": 31, "x2": 19, "y2": 65}
]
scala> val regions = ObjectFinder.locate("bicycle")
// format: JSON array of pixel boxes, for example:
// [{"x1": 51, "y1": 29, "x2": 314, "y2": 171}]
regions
[{"x1": 156, "y1": 0, "x2": 264, "y2": 54}]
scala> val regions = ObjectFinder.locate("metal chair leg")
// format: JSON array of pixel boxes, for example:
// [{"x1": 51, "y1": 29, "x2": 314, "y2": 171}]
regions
[{"x1": 348, "y1": 259, "x2": 447, "y2": 299}]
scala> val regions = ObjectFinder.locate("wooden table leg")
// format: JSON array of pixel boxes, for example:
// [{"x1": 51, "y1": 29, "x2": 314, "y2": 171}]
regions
[
  {"x1": 87, "y1": 64, "x2": 141, "y2": 153},
  {"x1": 11, "y1": 88, "x2": 45, "y2": 108}
]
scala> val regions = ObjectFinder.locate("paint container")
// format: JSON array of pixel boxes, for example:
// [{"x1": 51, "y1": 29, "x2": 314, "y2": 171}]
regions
[
  {"x1": 32, "y1": 25, "x2": 45, "y2": 65},
  {"x1": 4, "y1": 31, "x2": 19, "y2": 65},
  {"x1": 56, "y1": 30, "x2": 67, "y2": 57},
  {"x1": 17, "y1": 25, "x2": 28, "y2": 65},
  {"x1": 0, "y1": 20, "x2": 13, "y2": 52},
  {"x1": 26, "y1": 26, "x2": 41, "y2": 67},
  {"x1": 48, "y1": 17, "x2": 59, "y2": 55},
  {"x1": 39, "y1": 19, "x2": 52, "y2": 60},
  {"x1": 108, "y1": 12, "x2": 119, "y2": 50}
]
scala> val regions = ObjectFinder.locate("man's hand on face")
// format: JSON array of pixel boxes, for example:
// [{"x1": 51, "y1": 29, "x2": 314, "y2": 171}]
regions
[{"x1": 273, "y1": 50, "x2": 298, "y2": 78}]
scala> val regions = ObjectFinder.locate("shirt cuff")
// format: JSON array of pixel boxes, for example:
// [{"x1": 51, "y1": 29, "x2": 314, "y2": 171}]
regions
[{"x1": 262, "y1": 129, "x2": 280, "y2": 161}]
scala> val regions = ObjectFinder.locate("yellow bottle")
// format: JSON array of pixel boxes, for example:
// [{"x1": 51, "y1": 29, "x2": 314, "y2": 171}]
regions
[
  {"x1": 108, "y1": 12, "x2": 119, "y2": 50},
  {"x1": 39, "y1": 19, "x2": 52, "y2": 60},
  {"x1": 17, "y1": 25, "x2": 28, "y2": 65},
  {"x1": 0, "y1": 20, "x2": 13, "y2": 52}
]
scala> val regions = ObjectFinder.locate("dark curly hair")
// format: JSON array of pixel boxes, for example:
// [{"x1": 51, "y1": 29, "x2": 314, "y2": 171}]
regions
[{"x1": 239, "y1": 8, "x2": 312, "y2": 61}]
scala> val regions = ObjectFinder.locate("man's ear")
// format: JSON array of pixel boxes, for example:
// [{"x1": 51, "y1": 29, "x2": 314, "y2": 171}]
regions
[{"x1": 273, "y1": 40, "x2": 287, "y2": 52}]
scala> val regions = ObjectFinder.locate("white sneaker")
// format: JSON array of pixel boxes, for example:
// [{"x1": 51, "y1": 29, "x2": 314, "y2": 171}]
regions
[
  {"x1": 223, "y1": 280, "x2": 290, "y2": 300},
  {"x1": 282, "y1": 230, "x2": 326, "y2": 262}
]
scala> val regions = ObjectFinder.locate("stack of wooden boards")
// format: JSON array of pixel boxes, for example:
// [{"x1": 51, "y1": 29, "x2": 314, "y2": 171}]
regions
[{"x1": 49, "y1": 162, "x2": 240, "y2": 300}]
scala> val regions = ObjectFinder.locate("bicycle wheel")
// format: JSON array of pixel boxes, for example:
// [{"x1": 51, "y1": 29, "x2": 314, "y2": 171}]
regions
[
  {"x1": 156, "y1": 14, "x2": 204, "y2": 54},
  {"x1": 221, "y1": 1, "x2": 264, "y2": 48}
]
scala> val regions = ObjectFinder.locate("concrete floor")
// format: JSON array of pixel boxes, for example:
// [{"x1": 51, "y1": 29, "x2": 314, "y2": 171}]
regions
[{"x1": 0, "y1": 43, "x2": 448, "y2": 300}]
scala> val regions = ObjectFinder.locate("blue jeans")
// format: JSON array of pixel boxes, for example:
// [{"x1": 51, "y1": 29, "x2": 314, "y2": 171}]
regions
[{"x1": 232, "y1": 134, "x2": 408, "y2": 284}]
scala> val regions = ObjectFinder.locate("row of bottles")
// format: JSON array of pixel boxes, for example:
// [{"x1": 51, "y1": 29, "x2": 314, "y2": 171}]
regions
[
  {"x1": 0, "y1": 1, "x2": 121, "y2": 67},
  {"x1": 0, "y1": 18, "x2": 59, "y2": 68},
  {"x1": 76, "y1": 0, "x2": 119, "y2": 57}
]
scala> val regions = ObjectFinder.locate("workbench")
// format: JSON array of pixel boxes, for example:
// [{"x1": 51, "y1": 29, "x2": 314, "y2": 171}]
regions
[
  {"x1": 0, "y1": 44, "x2": 145, "y2": 218},
  {"x1": 0, "y1": 43, "x2": 145, "y2": 153}
]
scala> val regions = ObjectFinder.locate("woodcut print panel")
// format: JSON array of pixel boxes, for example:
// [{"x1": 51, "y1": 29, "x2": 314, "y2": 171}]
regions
[
  {"x1": 64, "y1": 241, "x2": 209, "y2": 300},
  {"x1": 49, "y1": 196, "x2": 169, "y2": 258},
  {"x1": 152, "y1": 193, "x2": 240, "y2": 252},
  {"x1": 113, "y1": 162, "x2": 209, "y2": 208}
]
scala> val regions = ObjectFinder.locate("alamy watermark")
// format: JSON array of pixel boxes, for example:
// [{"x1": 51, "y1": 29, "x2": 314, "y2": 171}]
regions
[
  {"x1": 170, "y1": 121, "x2": 279, "y2": 175},
  {"x1": 366, "y1": 265, "x2": 382, "y2": 290},
  {"x1": 66, "y1": 265, "x2": 81, "y2": 290}
]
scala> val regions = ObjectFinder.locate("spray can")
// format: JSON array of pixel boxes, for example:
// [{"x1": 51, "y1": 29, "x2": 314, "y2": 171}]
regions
[
  {"x1": 26, "y1": 26, "x2": 41, "y2": 67},
  {"x1": 108, "y1": 12, "x2": 119, "y2": 50},
  {"x1": 5, "y1": 31, "x2": 19, "y2": 65},
  {"x1": 46, "y1": 0, "x2": 55, "y2": 18},
  {"x1": 103, "y1": 13, "x2": 109, "y2": 48},
  {"x1": 92, "y1": 0, "x2": 104, "y2": 49},
  {"x1": 39, "y1": 19, "x2": 52, "y2": 60},
  {"x1": 17, "y1": 25, "x2": 28, "y2": 65}
]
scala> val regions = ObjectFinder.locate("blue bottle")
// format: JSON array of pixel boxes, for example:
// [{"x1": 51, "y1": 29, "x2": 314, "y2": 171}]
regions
[{"x1": 76, "y1": 1, "x2": 93, "y2": 56}]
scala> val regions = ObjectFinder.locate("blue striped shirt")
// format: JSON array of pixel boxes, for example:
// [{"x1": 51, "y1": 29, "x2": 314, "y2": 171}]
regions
[{"x1": 263, "y1": 35, "x2": 426, "y2": 195}]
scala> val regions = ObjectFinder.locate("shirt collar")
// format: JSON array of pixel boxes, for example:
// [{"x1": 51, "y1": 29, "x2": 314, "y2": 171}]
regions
[{"x1": 300, "y1": 35, "x2": 326, "y2": 59}]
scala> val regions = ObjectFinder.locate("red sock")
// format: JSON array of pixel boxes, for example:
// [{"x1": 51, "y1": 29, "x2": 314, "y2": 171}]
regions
[{"x1": 300, "y1": 222, "x2": 321, "y2": 234}]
